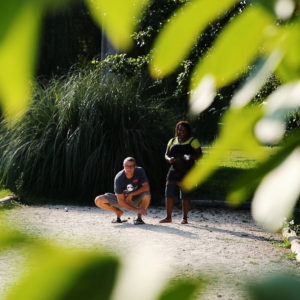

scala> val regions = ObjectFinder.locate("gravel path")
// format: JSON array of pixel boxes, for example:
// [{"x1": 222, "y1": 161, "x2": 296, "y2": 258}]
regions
[{"x1": 1, "y1": 204, "x2": 299, "y2": 299}]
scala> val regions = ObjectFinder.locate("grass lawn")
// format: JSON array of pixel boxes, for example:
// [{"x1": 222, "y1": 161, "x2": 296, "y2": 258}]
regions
[
  {"x1": 192, "y1": 146, "x2": 276, "y2": 201},
  {"x1": 0, "y1": 189, "x2": 14, "y2": 199},
  {"x1": 0, "y1": 147, "x2": 278, "y2": 205}
]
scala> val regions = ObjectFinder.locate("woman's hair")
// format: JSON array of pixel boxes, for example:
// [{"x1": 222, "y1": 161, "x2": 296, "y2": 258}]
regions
[{"x1": 175, "y1": 121, "x2": 192, "y2": 137}]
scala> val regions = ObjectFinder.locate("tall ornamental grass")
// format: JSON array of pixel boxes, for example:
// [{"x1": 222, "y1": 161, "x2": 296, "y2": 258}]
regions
[{"x1": 0, "y1": 68, "x2": 172, "y2": 204}]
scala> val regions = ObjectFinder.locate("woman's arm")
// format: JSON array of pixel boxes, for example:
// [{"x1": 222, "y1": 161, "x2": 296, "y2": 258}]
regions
[
  {"x1": 192, "y1": 147, "x2": 203, "y2": 161},
  {"x1": 165, "y1": 145, "x2": 175, "y2": 164}
]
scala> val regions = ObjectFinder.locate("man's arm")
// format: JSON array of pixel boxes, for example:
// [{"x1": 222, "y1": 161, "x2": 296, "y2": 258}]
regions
[
  {"x1": 116, "y1": 193, "x2": 147, "y2": 215},
  {"x1": 130, "y1": 182, "x2": 149, "y2": 196},
  {"x1": 191, "y1": 139, "x2": 203, "y2": 161}
]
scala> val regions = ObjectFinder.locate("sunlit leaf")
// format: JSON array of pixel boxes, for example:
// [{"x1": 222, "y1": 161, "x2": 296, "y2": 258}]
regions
[
  {"x1": 181, "y1": 106, "x2": 265, "y2": 190},
  {"x1": 260, "y1": 0, "x2": 295, "y2": 20},
  {"x1": 157, "y1": 278, "x2": 204, "y2": 300},
  {"x1": 190, "y1": 5, "x2": 274, "y2": 91},
  {"x1": 251, "y1": 147, "x2": 300, "y2": 232},
  {"x1": 264, "y1": 80, "x2": 300, "y2": 113},
  {"x1": 255, "y1": 118, "x2": 286, "y2": 144},
  {"x1": 248, "y1": 274, "x2": 300, "y2": 300},
  {"x1": 4, "y1": 245, "x2": 119, "y2": 300},
  {"x1": 260, "y1": 22, "x2": 300, "y2": 82},
  {"x1": 231, "y1": 51, "x2": 283, "y2": 108},
  {"x1": 112, "y1": 245, "x2": 172, "y2": 300},
  {"x1": 86, "y1": 0, "x2": 150, "y2": 51},
  {"x1": 227, "y1": 130, "x2": 300, "y2": 205},
  {"x1": 274, "y1": 0, "x2": 295, "y2": 20},
  {"x1": 274, "y1": 23, "x2": 300, "y2": 82},
  {"x1": 255, "y1": 80, "x2": 300, "y2": 143},
  {"x1": 0, "y1": 222, "x2": 30, "y2": 252},
  {"x1": 149, "y1": 0, "x2": 239, "y2": 78},
  {"x1": 0, "y1": 1, "x2": 27, "y2": 44},
  {"x1": 0, "y1": 1, "x2": 42, "y2": 120},
  {"x1": 189, "y1": 75, "x2": 216, "y2": 114}
]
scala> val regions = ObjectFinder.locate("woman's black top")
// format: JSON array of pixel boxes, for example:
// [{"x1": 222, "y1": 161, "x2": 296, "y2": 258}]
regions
[{"x1": 166, "y1": 137, "x2": 198, "y2": 182}]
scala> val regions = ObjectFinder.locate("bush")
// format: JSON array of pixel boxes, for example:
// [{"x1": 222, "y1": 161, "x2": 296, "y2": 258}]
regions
[{"x1": 0, "y1": 67, "x2": 173, "y2": 205}]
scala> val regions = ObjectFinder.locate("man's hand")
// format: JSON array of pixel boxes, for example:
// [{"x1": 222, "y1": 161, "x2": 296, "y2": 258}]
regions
[
  {"x1": 124, "y1": 193, "x2": 134, "y2": 204},
  {"x1": 169, "y1": 157, "x2": 175, "y2": 164}
]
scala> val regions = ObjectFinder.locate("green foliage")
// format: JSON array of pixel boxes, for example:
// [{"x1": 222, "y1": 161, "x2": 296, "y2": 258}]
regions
[
  {"x1": 285, "y1": 215, "x2": 300, "y2": 236},
  {"x1": 38, "y1": 1, "x2": 102, "y2": 77},
  {"x1": 5, "y1": 245, "x2": 119, "y2": 300},
  {"x1": 0, "y1": 189, "x2": 14, "y2": 199},
  {"x1": 182, "y1": 105, "x2": 265, "y2": 190},
  {"x1": 2, "y1": 1, "x2": 300, "y2": 300},
  {"x1": 149, "y1": 0, "x2": 239, "y2": 79},
  {"x1": 0, "y1": 67, "x2": 171, "y2": 204},
  {"x1": 86, "y1": 0, "x2": 151, "y2": 50},
  {"x1": 271, "y1": 238, "x2": 291, "y2": 249},
  {"x1": 157, "y1": 278, "x2": 203, "y2": 300},
  {"x1": 0, "y1": 200, "x2": 21, "y2": 211},
  {"x1": 0, "y1": 219, "x2": 120, "y2": 300},
  {"x1": 287, "y1": 109, "x2": 300, "y2": 131},
  {"x1": 0, "y1": 218, "x2": 209, "y2": 300},
  {"x1": 248, "y1": 274, "x2": 300, "y2": 300},
  {"x1": 227, "y1": 131, "x2": 300, "y2": 205},
  {"x1": 131, "y1": 0, "x2": 187, "y2": 56},
  {"x1": 191, "y1": 5, "x2": 273, "y2": 90},
  {"x1": 0, "y1": 0, "x2": 41, "y2": 120},
  {"x1": 93, "y1": 53, "x2": 150, "y2": 77},
  {"x1": 0, "y1": 222, "x2": 29, "y2": 252}
]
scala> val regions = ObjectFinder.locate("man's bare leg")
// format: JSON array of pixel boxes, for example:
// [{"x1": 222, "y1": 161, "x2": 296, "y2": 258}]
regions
[{"x1": 95, "y1": 196, "x2": 123, "y2": 218}]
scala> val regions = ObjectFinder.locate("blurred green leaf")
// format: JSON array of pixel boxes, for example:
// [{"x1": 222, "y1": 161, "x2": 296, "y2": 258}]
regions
[
  {"x1": 149, "y1": 0, "x2": 239, "y2": 78},
  {"x1": 248, "y1": 274, "x2": 300, "y2": 300},
  {"x1": 85, "y1": 0, "x2": 150, "y2": 51},
  {"x1": 0, "y1": 222, "x2": 30, "y2": 252},
  {"x1": 227, "y1": 129, "x2": 300, "y2": 205},
  {"x1": 0, "y1": 1, "x2": 27, "y2": 44},
  {"x1": 190, "y1": 5, "x2": 274, "y2": 90},
  {"x1": 157, "y1": 278, "x2": 204, "y2": 300},
  {"x1": 4, "y1": 245, "x2": 119, "y2": 300},
  {"x1": 182, "y1": 106, "x2": 265, "y2": 190},
  {"x1": 0, "y1": 1, "x2": 42, "y2": 120},
  {"x1": 275, "y1": 23, "x2": 300, "y2": 82},
  {"x1": 230, "y1": 51, "x2": 283, "y2": 109},
  {"x1": 258, "y1": 0, "x2": 280, "y2": 17}
]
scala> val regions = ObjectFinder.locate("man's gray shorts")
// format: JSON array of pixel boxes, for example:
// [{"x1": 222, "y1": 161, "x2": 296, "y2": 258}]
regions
[{"x1": 102, "y1": 192, "x2": 150, "y2": 209}]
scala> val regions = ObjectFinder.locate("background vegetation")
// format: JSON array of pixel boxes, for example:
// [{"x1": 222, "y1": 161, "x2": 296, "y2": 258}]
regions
[
  {"x1": 0, "y1": 60, "x2": 176, "y2": 204},
  {"x1": 0, "y1": 0, "x2": 297, "y2": 207},
  {"x1": 1, "y1": 1, "x2": 300, "y2": 300}
]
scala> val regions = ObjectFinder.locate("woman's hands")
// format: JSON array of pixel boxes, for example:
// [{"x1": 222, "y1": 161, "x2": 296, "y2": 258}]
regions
[{"x1": 168, "y1": 156, "x2": 175, "y2": 164}]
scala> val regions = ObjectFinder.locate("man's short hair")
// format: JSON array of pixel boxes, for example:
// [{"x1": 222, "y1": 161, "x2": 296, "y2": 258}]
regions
[{"x1": 123, "y1": 157, "x2": 136, "y2": 165}]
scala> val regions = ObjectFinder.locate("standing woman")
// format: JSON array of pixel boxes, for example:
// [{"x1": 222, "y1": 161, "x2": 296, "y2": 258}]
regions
[{"x1": 159, "y1": 121, "x2": 202, "y2": 224}]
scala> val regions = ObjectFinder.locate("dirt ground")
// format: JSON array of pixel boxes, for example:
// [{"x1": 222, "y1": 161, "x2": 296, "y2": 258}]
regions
[{"x1": 1, "y1": 203, "x2": 299, "y2": 299}]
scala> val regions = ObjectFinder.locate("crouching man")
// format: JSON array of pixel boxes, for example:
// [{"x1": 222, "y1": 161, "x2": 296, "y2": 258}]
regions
[{"x1": 95, "y1": 157, "x2": 151, "y2": 225}]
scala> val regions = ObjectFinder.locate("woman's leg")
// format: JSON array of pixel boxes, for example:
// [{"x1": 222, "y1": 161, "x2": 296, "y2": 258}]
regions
[
  {"x1": 159, "y1": 197, "x2": 174, "y2": 222},
  {"x1": 181, "y1": 199, "x2": 190, "y2": 224}
]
